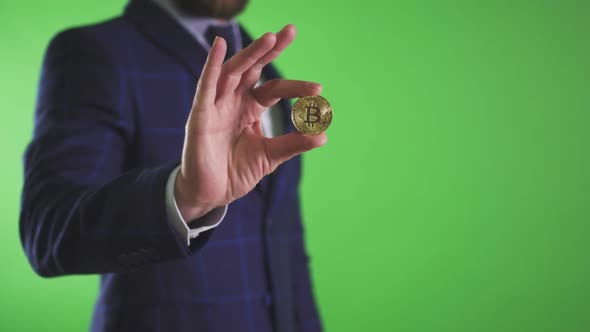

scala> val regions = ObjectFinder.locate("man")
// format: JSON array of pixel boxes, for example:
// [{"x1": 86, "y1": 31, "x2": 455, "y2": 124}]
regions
[{"x1": 19, "y1": 0, "x2": 326, "y2": 331}]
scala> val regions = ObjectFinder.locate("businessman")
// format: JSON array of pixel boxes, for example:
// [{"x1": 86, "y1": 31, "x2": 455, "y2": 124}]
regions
[{"x1": 20, "y1": 0, "x2": 326, "y2": 331}]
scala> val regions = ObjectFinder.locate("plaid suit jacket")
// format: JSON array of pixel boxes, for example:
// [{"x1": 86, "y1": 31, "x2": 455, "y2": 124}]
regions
[{"x1": 19, "y1": 1, "x2": 322, "y2": 331}]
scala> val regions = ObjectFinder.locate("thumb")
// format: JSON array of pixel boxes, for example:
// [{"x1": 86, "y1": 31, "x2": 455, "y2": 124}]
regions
[{"x1": 265, "y1": 132, "x2": 327, "y2": 168}]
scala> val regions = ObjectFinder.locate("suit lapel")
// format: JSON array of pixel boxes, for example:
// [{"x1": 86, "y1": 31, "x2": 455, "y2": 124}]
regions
[{"x1": 123, "y1": 0, "x2": 208, "y2": 78}]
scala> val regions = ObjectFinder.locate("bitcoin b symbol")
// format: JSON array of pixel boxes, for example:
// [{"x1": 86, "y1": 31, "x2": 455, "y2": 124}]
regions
[
  {"x1": 291, "y1": 95, "x2": 332, "y2": 135},
  {"x1": 303, "y1": 101, "x2": 321, "y2": 127}
]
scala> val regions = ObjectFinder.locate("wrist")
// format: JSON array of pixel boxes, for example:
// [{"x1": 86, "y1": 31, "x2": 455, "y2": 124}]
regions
[{"x1": 174, "y1": 170, "x2": 215, "y2": 222}]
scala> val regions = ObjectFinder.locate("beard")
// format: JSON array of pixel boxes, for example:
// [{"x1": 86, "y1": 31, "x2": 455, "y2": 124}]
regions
[{"x1": 171, "y1": 0, "x2": 249, "y2": 19}]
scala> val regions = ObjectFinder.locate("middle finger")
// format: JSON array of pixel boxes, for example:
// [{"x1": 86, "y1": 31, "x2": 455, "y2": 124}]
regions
[{"x1": 217, "y1": 32, "x2": 277, "y2": 96}]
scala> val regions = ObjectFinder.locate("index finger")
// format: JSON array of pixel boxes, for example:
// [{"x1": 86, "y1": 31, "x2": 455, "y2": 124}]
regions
[{"x1": 254, "y1": 79, "x2": 322, "y2": 107}]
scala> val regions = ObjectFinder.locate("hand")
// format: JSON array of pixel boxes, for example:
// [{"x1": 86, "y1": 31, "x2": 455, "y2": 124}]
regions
[{"x1": 175, "y1": 24, "x2": 327, "y2": 221}]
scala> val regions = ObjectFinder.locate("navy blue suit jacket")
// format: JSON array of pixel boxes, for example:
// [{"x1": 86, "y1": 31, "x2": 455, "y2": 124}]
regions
[{"x1": 20, "y1": 1, "x2": 322, "y2": 331}]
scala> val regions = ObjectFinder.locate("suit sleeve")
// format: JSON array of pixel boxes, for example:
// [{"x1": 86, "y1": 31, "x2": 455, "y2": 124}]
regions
[
  {"x1": 19, "y1": 28, "x2": 211, "y2": 278},
  {"x1": 291, "y1": 193, "x2": 324, "y2": 332}
]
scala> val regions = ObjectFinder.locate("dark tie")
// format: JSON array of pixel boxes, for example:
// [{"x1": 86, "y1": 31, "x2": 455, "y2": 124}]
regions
[
  {"x1": 204, "y1": 24, "x2": 270, "y2": 194},
  {"x1": 205, "y1": 24, "x2": 236, "y2": 61}
]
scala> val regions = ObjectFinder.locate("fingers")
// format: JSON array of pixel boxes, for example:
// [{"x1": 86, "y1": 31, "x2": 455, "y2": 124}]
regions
[
  {"x1": 223, "y1": 32, "x2": 276, "y2": 74},
  {"x1": 265, "y1": 132, "x2": 327, "y2": 167},
  {"x1": 217, "y1": 32, "x2": 276, "y2": 96},
  {"x1": 254, "y1": 79, "x2": 322, "y2": 107},
  {"x1": 238, "y1": 24, "x2": 297, "y2": 90},
  {"x1": 258, "y1": 24, "x2": 297, "y2": 67},
  {"x1": 194, "y1": 37, "x2": 227, "y2": 108}
]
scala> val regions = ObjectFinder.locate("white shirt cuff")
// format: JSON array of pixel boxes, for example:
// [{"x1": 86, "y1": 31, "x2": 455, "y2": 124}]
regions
[{"x1": 165, "y1": 166, "x2": 228, "y2": 246}]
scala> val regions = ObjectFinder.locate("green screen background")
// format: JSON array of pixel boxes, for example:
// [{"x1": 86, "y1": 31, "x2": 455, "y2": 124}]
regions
[{"x1": 1, "y1": 0, "x2": 589, "y2": 331}]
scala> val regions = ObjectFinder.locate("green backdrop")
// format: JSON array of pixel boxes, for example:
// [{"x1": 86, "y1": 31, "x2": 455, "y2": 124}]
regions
[{"x1": 1, "y1": 0, "x2": 589, "y2": 331}]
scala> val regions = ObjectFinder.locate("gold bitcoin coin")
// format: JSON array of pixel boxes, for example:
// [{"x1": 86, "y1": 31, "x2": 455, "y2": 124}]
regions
[{"x1": 291, "y1": 95, "x2": 332, "y2": 136}]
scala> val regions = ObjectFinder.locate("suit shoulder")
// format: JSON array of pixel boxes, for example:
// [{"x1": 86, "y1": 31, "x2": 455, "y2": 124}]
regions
[{"x1": 45, "y1": 17, "x2": 136, "y2": 63}]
